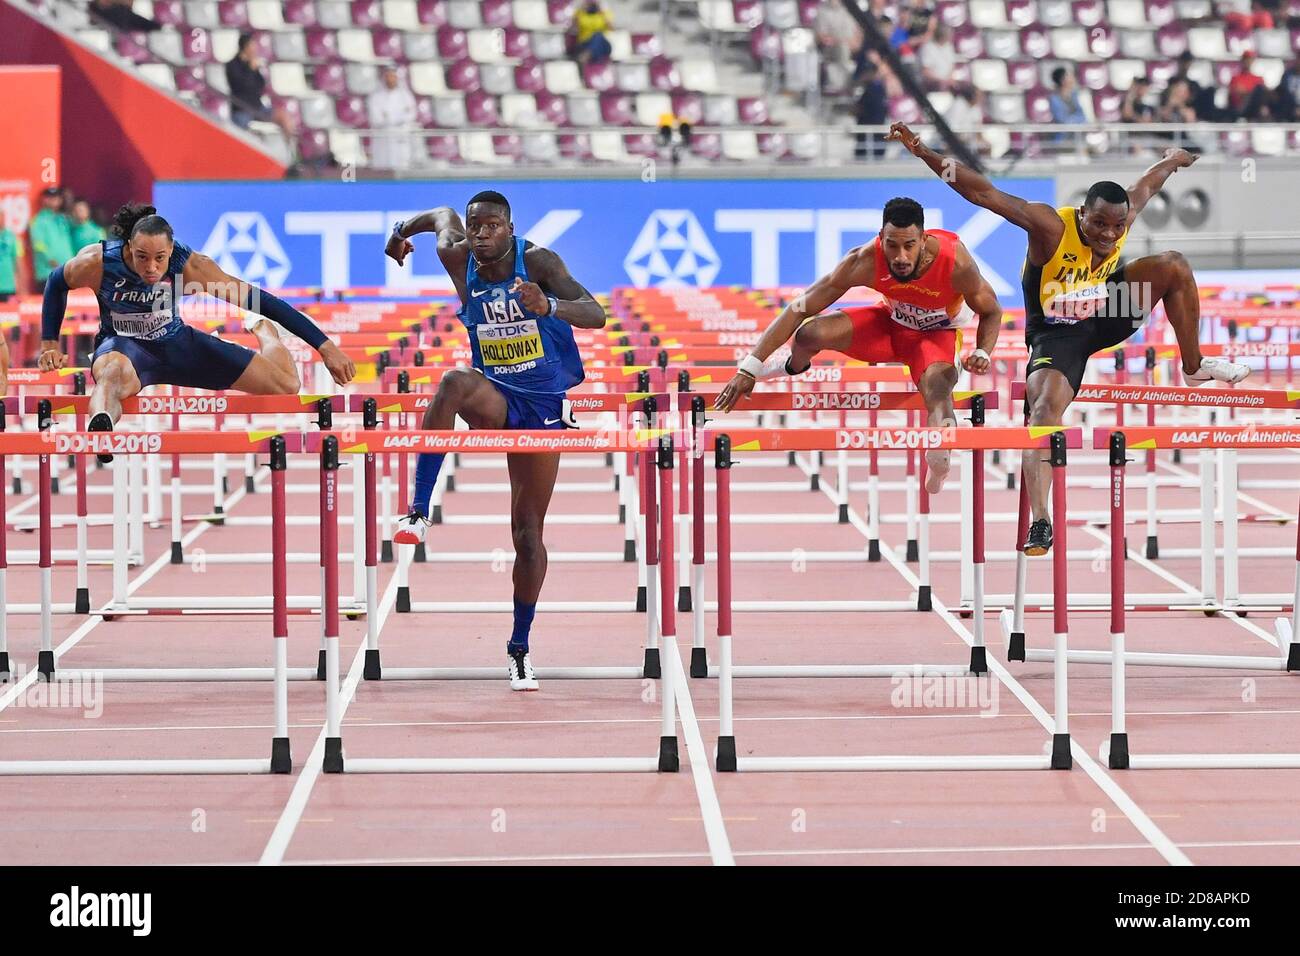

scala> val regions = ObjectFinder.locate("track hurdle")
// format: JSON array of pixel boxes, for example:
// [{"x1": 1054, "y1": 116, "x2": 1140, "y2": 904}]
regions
[
  {"x1": 712, "y1": 426, "x2": 1081, "y2": 773},
  {"x1": 1099, "y1": 427, "x2": 1300, "y2": 771},
  {"x1": 308, "y1": 428, "x2": 679, "y2": 775},
  {"x1": 0, "y1": 430, "x2": 301, "y2": 776},
  {"x1": 1011, "y1": 425, "x2": 1299, "y2": 674}
]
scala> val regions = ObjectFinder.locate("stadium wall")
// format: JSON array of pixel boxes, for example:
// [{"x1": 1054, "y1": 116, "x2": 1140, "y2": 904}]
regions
[{"x1": 154, "y1": 177, "x2": 1054, "y2": 295}]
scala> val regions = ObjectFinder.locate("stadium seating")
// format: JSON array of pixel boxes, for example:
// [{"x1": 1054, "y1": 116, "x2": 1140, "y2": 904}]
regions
[{"x1": 43, "y1": 0, "x2": 1300, "y2": 166}]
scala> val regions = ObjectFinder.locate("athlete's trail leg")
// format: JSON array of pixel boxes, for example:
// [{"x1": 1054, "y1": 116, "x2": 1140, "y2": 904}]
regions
[
  {"x1": 88, "y1": 352, "x2": 142, "y2": 426},
  {"x1": 1022, "y1": 369, "x2": 1074, "y2": 522},
  {"x1": 789, "y1": 313, "x2": 855, "y2": 373},
  {"x1": 918, "y1": 361, "x2": 958, "y2": 493},
  {"x1": 1121, "y1": 252, "x2": 1203, "y2": 375},
  {"x1": 230, "y1": 321, "x2": 301, "y2": 394}
]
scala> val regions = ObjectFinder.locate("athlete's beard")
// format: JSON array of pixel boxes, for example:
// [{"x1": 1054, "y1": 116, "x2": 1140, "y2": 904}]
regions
[{"x1": 888, "y1": 264, "x2": 918, "y2": 282}]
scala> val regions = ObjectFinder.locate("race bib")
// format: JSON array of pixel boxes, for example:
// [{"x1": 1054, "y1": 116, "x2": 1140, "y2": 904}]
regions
[
  {"x1": 477, "y1": 319, "x2": 546, "y2": 371},
  {"x1": 890, "y1": 300, "x2": 952, "y2": 331},
  {"x1": 1045, "y1": 283, "x2": 1106, "y2": 324},
  {"x1": 108, "y1": 310, "x2": 176, "y2": 340}
]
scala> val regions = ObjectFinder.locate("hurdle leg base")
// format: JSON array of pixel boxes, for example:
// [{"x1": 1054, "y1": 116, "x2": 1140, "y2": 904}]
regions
[
  {"x1": 716, "y1": 736, "x2": 737, "y2": 772},
  {"x1": 787, "y1": 451, "x2": 796, "y2": 466},
  {"x1": 1286, "y1": 643, "x2": 1300, "y2": 672},
  {"x1": 838, "y1": 503, "x2": 848, "y2": 524},
  {"x1": 1108, "y1": 733, "x2": 1129, "y2": 770},
  {"x1": 657, "y1": 736, "x2": 679, "y2": 772},
  {"x1": 636, "y1": 585, "x2": 646, "y2": 612},
  {"x1": 51, "y1": 476, "x2": 60, "y2": 495},
  {"x1": 364, "y1": 649, "x2": 382, "y2": 680},
  {"x1": 1173, "y1": 449, "x2": 1182, "y2": 464},
  {"x1": 867, "y1": 540, "x2": 881, "y2": 562},
  {"x1": 222, "y1": 476, "x2": 229, "y2": 494},
  {"x1": 690, "y1": 646, "x2": 708, "y2": 678},
  {"x1": 271, "y1": 737, "x2": 291, "y2": 774},
  {"x1": 809, "y1": 474, "x2": 819, "y2": 492},
  {"x1": 37, "y1": 650, "x2": 55, "y2": 681},
  {"x1": 969, "y1": 645, "x2": 988, "y2": 675},
  {"x1": 678, "y1": 585, "x2": 692, "y2": 613},
  {"x1": 170, "y1": 541, "x2": 183, "y2": 564},
  {"x1": 444, "y1": 474, "x2": 455, "y2": 492},
  {"x1": 211, "y1": 505, "x2": 225, "y2": 527},
  {"x1": 323, "y1": 737, "x2": 344, "y2": 773},
  {"x1": 11, "y1": 477, "x2": 20, "y2": 494},
  {"x1": 413, "y1": 542, "x2": 427, "y2": 563},
  {"x1": 428, "y1": 509, "x2": 441, "y2": 530},
  {"x1": 1006, "y1": 472, "x2": 1016, "y2": 490},
  {"x1": 396, "y1": 586, "x2": 410, "y2": 613},
  {"x1": 916, "y1": 586, "x2": 932, "y2": 612},
  {"x1": 245, "y1": 476, "x2": 256, "y2": 494},
  {"x1": 1145, "y1": 536, "x2": 1159, "y2": 560},
  {"x1": 642, "y1": 647, "x2": 661, "y2": 679},
  {"x1": 381, "y1": 541, "x2": 393, "y2": 563},
  {"x1": 0, "y1": 651, "x2": 10, "y2": 681},
  {"x1": 75, "y1": 587, "x2": 90, "y2": 615},
  {"x1": 624, "y1": 540, "x2": 636, "y2": 562},
  {"x1": 905, "y1": 539, "x2": 918, "y2": 562},
  {"x1": 618, "y1": 503, "x2": 625, "y2": 524},
  {"x1": 1051, "y1": 733, "x2": 1072, "y2": 769},
  {"x1": 1007, "y1": 632, "x2": 1026, "y2": 661},
  {"x1": 316, "y1": 649, "x2": 327, "y2": 681}
]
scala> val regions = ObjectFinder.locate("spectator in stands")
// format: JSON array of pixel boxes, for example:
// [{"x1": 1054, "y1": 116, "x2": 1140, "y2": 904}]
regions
[
  {"x1": 367, "y1": 67, "x2": 418, "y2": 172},
  {"x1": 1221, "y1": 0, "x2": 1273, "y2": 29},
  {"x1": 1048, "y1": 67, "x2": 1087, "y2": 125},
  {"x1": 226, "y1": 32, "x2": 297, "y2": 146},
  {"x1": 69, "y1": 199, "x2": 107, "y2": 251},
  {"x1": 30, "y1": 187, "x2": 74, "y2": 292},
  {"x1": 1227, "y1": 51, "x2": 1271, "y2": 119},
  {"x1": 941, "y1": 84, "x2": 988, "y2": 154},
  {"x1": 227, "y1": 32, "x2": 272, "y2": 129},
  {"x1": 0, "y1": 221, "x2": 21, "y2": 302},
  {"x1": 1170, "y1": 51, "x2": 1218, "y2": 120},
  {"x1": 1157, "y1": 78, "x2": 1198, "y2": 124},
  {"x1": 854, "y1": 60, "x2": 889, "y2": 160},
  {"x1": 814, "y1": 0, "x2": 862, "y2": 94},
  {"x1": 572, "y1": 1, "x2": 613, "y2": 65},
  {"x1": 1274, "y1": 59, "x2": 1300, "y2": 121},
  {"x1": 1121, "y1": 76, "x2": 1155, "y2": 123},
  {"x1": 89, "y1": 0, "x2": 159, "y2": 32},
  {"x1": 918, "y1": 23, "x2": 956, "y2": 92}
]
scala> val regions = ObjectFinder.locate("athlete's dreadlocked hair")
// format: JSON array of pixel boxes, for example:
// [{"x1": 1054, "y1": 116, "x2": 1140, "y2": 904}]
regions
[
  {"x1": 466, "y1": 190, "x2": 511, "y2": 218},
  {"x1": 111, "y1": 202, "x2": 174, "y2": 242}
]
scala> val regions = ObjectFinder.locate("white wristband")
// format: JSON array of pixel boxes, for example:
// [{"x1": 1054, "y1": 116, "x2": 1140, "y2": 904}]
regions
[
  {"x1": 738, "y1": 354, "x2": 763, "y2": 379},
  {"x1": 971, "y1": 348, "x2": 990, "y2": 362}
]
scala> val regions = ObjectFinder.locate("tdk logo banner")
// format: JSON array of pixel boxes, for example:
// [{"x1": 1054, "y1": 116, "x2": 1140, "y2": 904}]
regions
[{"x1": 158, "y1": 178, "x2": 1052, "y2": 295}]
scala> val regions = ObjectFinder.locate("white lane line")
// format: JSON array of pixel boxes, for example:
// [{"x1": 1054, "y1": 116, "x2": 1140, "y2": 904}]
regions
[
  {"x1": 259, "y1": 572, "x2": 399, "y2": 866},
  {"x1": 666, "y1": 630, "x2": 735, "y2": 866},
  {"x1": 0, "y1": 475, "x2": 260, "y2": 713},
  {"x1": 821, "y1": 481, "x2": 1193, "y2": 867}
]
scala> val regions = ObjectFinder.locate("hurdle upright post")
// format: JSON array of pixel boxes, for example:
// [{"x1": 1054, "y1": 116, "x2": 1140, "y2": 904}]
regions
[
  {"x1": 321, "y1": 435, "x2": 344, "y2": 773},
  {"x1": 690, "y1": 395, "x2": 709, "y2": 677},
  {"x1": 362, "y1": 398, "x2": 382, "y2": 680},
  {"x1": 72, "y1": 373, "x2": 89, "y2": 613},
  {"x1": 1143, "y1": 347, "x2": 1159, "y2": 559},
  {"x1": 677, "y1": 373, "x2": 691, "y2": 613},
  {"x1": 714, "y1": 434, "x2": 736, "y2": 771},
  {"x1": 1285, "y1": 498, "x2": 1300, "y2": 670},
  {"x1": 656, "y1": 435, "x2": 679, "y2": 772},
  {"x1": 270, "y1": 435, "x2": 291, "y2": 773},
  {"x1": 641, "y1": 395, "x2": 660, "y2": 677},
  {"x1": 1108, "y1": 431, "x2": 1129, "y2": 769},
  {"x1": 316, "y1": 398, "x2": 332, "y2": 676},
  {"x1": 37, "y1": 400, "x2": 54, "y2": 680},
  {"x1": 969, "y1": 395, "x2": 988, "y2": 674},
  {"x1": 1049, "y1": 431, "x2": 1072, "y2": 769}
]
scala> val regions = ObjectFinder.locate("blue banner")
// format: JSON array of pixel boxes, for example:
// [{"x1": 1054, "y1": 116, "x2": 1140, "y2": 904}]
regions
[{"x1": 155, "y1": 177, "x2": 1053, "y2": 298}]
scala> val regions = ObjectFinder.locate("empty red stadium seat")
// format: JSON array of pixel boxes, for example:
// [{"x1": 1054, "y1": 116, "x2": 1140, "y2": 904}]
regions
[
  {"x1": 466, "y1": 90, "x2": 500, "y2": 124},
  {"x1": 418, "y1": 0, "x2": 449, "y2": 25},
  {"x1": 437, "y1": 25, "x2": 469, "y2": 58},
  {"x1": 482, "y1": 0, "x2": 514, "y2": 27},
  {"x1": 504, "y1": 27, "x2": 532, "y2": 57},
  {"x1": 670, "y1": 91, "x2": 703, "y2": 124},
  {"x1": 535, "y1": 89, "x2": 568, "y2": 124},
  {"x1": 445, "y1": 58, "x2": 482, "y2": 91},
  {"x1": 311, "y1": 62, "x2": 348, "y2": 95},
  {"x1": 514, "y1": 59, "x2": 546, "y2": 92},
  {"x1": 600, "y1": 91, "x2": 633, "y2": 125},
  {"x1": 283, "y1": 0, "x2": 317, "y2": 25},
  {"x1": 335, "y1": 95, "x2": 369, "y2": 127},
  {"x1": 583, "y1": 60, "x2": 616, "y2": 91},
  {"x1": 218, "y1": 0, "x2": 249, "y2": 27}
]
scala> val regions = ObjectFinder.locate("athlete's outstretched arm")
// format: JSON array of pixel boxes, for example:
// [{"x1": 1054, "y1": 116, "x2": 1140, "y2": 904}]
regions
[
  {"x1": 385, "y1": 207, "x2": 469, "y2": 301},
  {"x1": 713, "y1": 245, "x2": 870, "y2": 413},
  {"x1": 950, "y1": 243, "x2": 1003, "y2": 375},
  {"x1": 183, "y1": 252, "x2": 355, "y2": 385},
  {"x1": 1124, "y1": 148, "x2": 1198, "y2": 227},
  {"x1": 516, "y1": 247, "x2": 606, "y2": 329},
  {"x1": 39, "y1": 243, "x2": 103, "y2": 371},
  {"x1": 886, "y1": 122, "x2": 1063, "y2": 263}
]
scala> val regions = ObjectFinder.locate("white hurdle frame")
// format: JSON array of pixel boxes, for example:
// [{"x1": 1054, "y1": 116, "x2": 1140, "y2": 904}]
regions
[
  {"x1": 323, "y1": 429, "x2": 679, "y2": 775},
  {"x1": 713, "y1": 426, "x2": 1075, "y2": 774}
]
